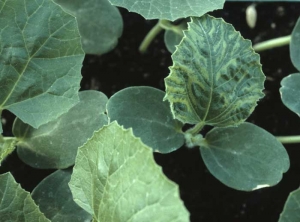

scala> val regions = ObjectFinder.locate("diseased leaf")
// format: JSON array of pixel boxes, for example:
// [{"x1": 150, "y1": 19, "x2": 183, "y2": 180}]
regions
[
  {"x1": 106, "y1": 86, "x2": 185, "y2": 153},
  {"x1": 13, "y1": 91, "x2": 108, "y2": 169},
  {"x1": 279, "y1": 188, "x2": 300, "y2": 222},
  {"x1": 200, "y1": 122, "x2": 289, "y2": 191},
  {"x1": 290, "y1": 16, "x2": 300, "y2": 70},
  {"x1": 0, "y1": 136, "x2": 17, "y2": 166},
  {"x1": 108, "y1": 0, "x2": 225, "y2": 21},
  {"x1": 280, "y1": 73, "x2": 300, "y2": 116},
  {"x1": 69, "y1": 122, "x2": 189, "y2": 222},
  {"x1": 164, "y1": 15, "x2": 265, "y2": 127},
  {"x1": 0, "y1": 172, "x2": 50, "y2": 222},
  {"x1": 32, "y1": 170, "x2": 92, "y2": 222},
  {"x1": 0, "y1": 0, "x2": 84, "y2": 133},
  {"x1": 54, "y1": 0, "x2": 123, "y2": 55}
]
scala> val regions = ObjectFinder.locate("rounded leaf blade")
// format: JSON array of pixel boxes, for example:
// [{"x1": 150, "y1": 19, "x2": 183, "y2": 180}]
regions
[
  {"x1": 108, "y1": 0, "x2": 225, "y2": 21},
  {"x1": 54, "y1": 0, "x2": 123, "y2": 55},
  {"x1": 164, "y1": 15, "x2": 265, "y2": 127},
  {"x1": 0, "y1": 0, "x2": 84, "y2": 133},
  {"x1": 69, "y1": 122, "x2": 189, "y2": 222},
  {"x1": 290, "y1": 16, "x2": 300, "y2": 71},
  {"x1": 13, "y1": 91, "x2": 108, "y2": 169},
  {"x1": 106, "y1": 86, "x2": 184, "y2": 153},
  {"x1": 279, "y1": 188, "x2": 300, "y2": 222},
  {"x1": 200, "y1": 122, "x2": 289, "y2": 191},
  {"x1": 280, "y1": 73, "x2": 300, "y2": 116},
  {"x1": 32, "y1": 170, "x2": 92, "y2": 222}
]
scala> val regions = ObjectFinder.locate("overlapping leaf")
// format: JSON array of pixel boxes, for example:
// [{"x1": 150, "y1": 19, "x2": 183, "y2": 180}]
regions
[
  {"x1": 106, "y1": 86, "x2": 184, "y2": 153},
  {"x1": 164, "y1": 15, "x2": 265, "y2": 127},
  {"x1": 200, "y1": 122, "x2": 289, "y2": 191},
  {"x1": 290, "y1": 16, "x2": 300, "y2": 70},
  {"x1": 164, "y1": 30, "x2": 183, "y2": 53},
  {"x1": 32, "y1": 170, "x2": 92, "y2": 222},
  {"x1": 108, "y1": 0, "x2": 224, "y2": 21},
  {"x1": 0, "y1": 0, "x2": 84, "y2": 133},
  {"x1": 54, "y1": 0, "x2": 123, "y2": 55},
  {"x1": 0, "y1": 172, "x2": 50, "y2": 221},
  {"x1": 280, "y1": 74, "x2": 300, "y2": 116},
  {"x1": 13, "y1": 91, "x2": 108, "y2": 169},
  {"x1": 0, "y1": 136, "x2": 16, "y2": 166},
  {"x1": 279, "y1": 188, "x2": 300, "y2": 222},
  {"x1": 69, "y1": 122, "x2": 189, "y2": 222}
]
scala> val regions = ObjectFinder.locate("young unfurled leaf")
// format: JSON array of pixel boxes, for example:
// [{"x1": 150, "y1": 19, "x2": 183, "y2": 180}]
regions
[
  {"x1": 0, "y1": 0, "x2": 84, "y2": 134},
  {"x1": 290, "y1": 16, "x2": 300, "y2": 71},
  {"x1": 13, "y1": 91, "x2": 108, "y2": 169},
  {"x1": 279, "y1": 188, "x2": 300, "y2": 222},
  {"x1": 280, "y1": 74, "x2": 300, "y2": 116},
  {"x1": 108, "y1": 0, "x2": 224, "y2": 21},
  {"x1": 164, "y1": 15, "x2": 265, "y2": 127},
  {"x1": 107, "y1": 86, "x2": 185, "y2": 153},
  {"x1": 69, "y1": 122, "x2": 189, "y2": 222},
  {"x1": 0, "y1": 172, "x2": 50, "y2": 221},
  {"x1": 54, "y1": 0, "x2": 123, "y2": 55},
  {"x1": 200, "y1": 122, "x2": 289, "y2": 191},
  {"x1": 32, "y1": 170, "x2": 92, "y2": 222}
]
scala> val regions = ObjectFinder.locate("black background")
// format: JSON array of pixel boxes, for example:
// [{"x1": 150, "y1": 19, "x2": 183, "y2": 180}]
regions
[{"x1": 1, "y1": 2, "x2": 300, "y2": 222}]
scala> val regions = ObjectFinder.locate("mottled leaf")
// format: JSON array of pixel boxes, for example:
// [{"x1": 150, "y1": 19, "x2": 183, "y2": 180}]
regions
[
  {"x1": 279, "y1": 188, "x2": 300, "y2": 222},
  {"x1": 200, "y1": 122, "x2": 289, "y2": 191},
  {"x1": 0, "y1": 136, "x2": 16, "y2": 166},
  {"x1": 13, "y1": 91, "x2": 108, "y2": 169},
  {"x1": 107, "y1": 86, "x2": 184, "y2": 153},
  {"x1": 54, "y1": 0, "x2": 123, "y2": 55},
  {"x1": 69, "y1": 122, "x2": 189, "y2": 222},
  {"x1": 0, "y1": 0, "x2": 84, "y2": 133},
  {"x1": 164, "y1": 15, "x2": 265, "y2": 127},
  {"x1": 291, "y1": 17, "x2": 300, "y2": 70},
  {"x1": 108, "y1": 0, "x2": 224, "y2": 21},
  {"x1": 0, "y1": 172, "x2": 50, "y2": 221},
  {"x1": 280, "y1": 73, "x2": 300, "y2": 116},
  {"x1": 32, "y1": 170, "x2": 92, "y2": 222}
]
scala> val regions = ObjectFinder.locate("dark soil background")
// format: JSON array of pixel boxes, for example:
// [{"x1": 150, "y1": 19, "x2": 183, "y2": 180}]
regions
[{"x1": 1, "y1": 1, "x2": 300, "y2": 222}]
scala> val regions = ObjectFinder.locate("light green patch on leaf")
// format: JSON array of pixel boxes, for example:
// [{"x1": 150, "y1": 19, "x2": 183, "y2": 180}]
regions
[
  {"x1": 32, "y1": 169, "x2": 92, "y2": 222},
  {"x1": 108, "y1": 0, "x2": 224, "y2": 21},
  {"x1": 106, "y1": 86, "x2": 184, "y2": 153},
  {"x1": 0, "y1": 0, "x2": 84, "y2": 134},
  {"x1": 54, "y1": 0, "x2": 123, "y2": 55},
  {"x1": 0, "y1": 172, "x2": 50, "y2": 222},
  {"x1": 0, "y1": 136, "x2": 17, "y2": 166},
  {"x1": 290, "y1": 16, "x2": 300, "y2": 71},
  {"x1": 279, "y1": 188, "x2": 300, "y2": 222},
  {"x1": 13, "y1": 91, "x2": 108, "y2": 169},
  {"x1": 164, "y1": 15, "x2": 265, "y2": 127},
  {"x1": 280, "y1": 73, "x2": 300, "y2": 116},
  {"x1": 200, "y1": 122, "x2": 289, "y2": 191},
  {"x1": 69, "y1": 122, "x2": 189, "y2": 222}
]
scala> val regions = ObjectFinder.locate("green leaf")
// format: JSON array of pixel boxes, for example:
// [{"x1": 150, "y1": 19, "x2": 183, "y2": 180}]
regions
[
  {"x1": 106, "y1": 86, "x2": 184, "y2": 153},
  {"x1": 200, "y1": 122, "x2": 289, "y2": 191},
  {"x1": 164, "y1": 30, "x2": 183, "y2": 54},
  {"x1": 279, "y1": 188, "x2": 300, "y2": 222},
  {"x1": 0, "y1": 136, "x2": 17, "y2": 166},
  {"x1": 54, "y1": 0, "x2": 123, "y2": 55},
  {"x1": 164, "y1": 15, "x2": 265, "y2": 127},
  {"x1": 13, "y1": 91, "x2": 108, "y2": 169},
  {"x1": 280, "y1": 73, "x2": 300, "y2": 116},
  {"x1": 32, "y1": 170, "x2": 92, "y2": 222},
  {"x1": 290, "y1": 17, "x2": 300, "y2": 70},
  {"x1": 0, "y1": 0, "x2": 84, "y2": 134},
  {"x1": 69, "y1": 122, "x2": 189, "y2": 222},
  {"x1": 0, "y1": 172, "x2": 50, "y2": 221},
  {"x1": 108, "y1": 0, "x2": 225, "y2": 21}
]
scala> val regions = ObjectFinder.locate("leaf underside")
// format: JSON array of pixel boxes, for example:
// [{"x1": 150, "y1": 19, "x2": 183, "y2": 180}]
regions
[
  {"x1": 164, "y1": 15, "x2": 265, "y2": 127},
  {"x1": 69, "y1": 122, "x2": 189, "y2": 222},
  {"x1": 0, "y1": 0, "x2": 84, "y2": 133}
]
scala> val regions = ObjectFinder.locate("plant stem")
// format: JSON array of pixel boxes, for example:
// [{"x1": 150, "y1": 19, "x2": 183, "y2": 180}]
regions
[
  {"x1": 253, "y1": 35, "x2": 291, "y2": 52},
  {"x1": 139, "y1": 20, "x2": 164, "y2": 53},
  {"x1": 276, "y1": 135, "x2": 300, "y2": 144},
  {"x1": 186, "y1": 122, "x2": 205, "y2": 135}
]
